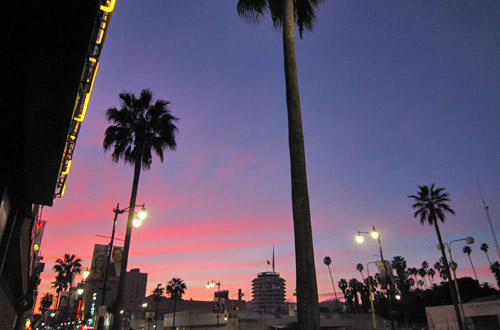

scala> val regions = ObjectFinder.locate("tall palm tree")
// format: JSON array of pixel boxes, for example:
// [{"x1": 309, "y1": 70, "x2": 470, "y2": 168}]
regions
[
  {"x1": 481, "y1": 243, "x2": 492, "y2": 264},
  {"x1": 152, "y1": 284, "x2": 165, "y2": 328},
  {"x1": 356, "y1": 263, "x2": 365, "y2": 283},
  {"x1": 104, "y1": 89, "x2": 179, "y2": 329},
  {"x1": 236, "y1": 2, "x2": 324, "y2": 328},
  {"x1": 323, "y1": 257, "x2": 339, "y2": 308},
  {"x1": 53, "y1": 254, "x2": 82, "y2": 292},
  {"x1": 462, "y1": 246, "x2": 479, "y2": 282},
  {"x1": 409, "y1": 184, "x2": 464, "y2": 330},
  {"x1": 166, "y1": 278, "x2": 186, "y2": 330}
]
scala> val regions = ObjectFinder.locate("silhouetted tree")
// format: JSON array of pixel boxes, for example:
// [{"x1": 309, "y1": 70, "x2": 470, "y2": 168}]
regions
[
  {"x1": 323, "y1": 256, "x2": 340, "y2": 309},
  {"x1": 481, "y1": 243, "x2": 492, "y2": 264},
  {"x1": 356, "y1": 263, "x2": 365, "y2": 282},
  {"x1": 166, "y1": 277, "x2": 187, "y2": 330},
  {"x1": 104, "y1": 89, "x2": 179, "y2": 330},
  {"x1": 490, "y1": 262, "x2": 500, "y2": 288},
  {"x1": 409, "y1": 184, "x2": 463, "y2": 330},
  {"x1": 152, "y1": 284, "x2": 165, "y2": 328},
  {"x1": 428, "y1": 268, "x2": 436, "y2": 285},
  {"x1": 53, "y1": 254, "x2": 81, "y2": 291},
  {"x1": 237, "y1": 1, "x2": 325, "y2": 327},
  {"x1": 39, "y1": 293, "x2": 54, "y2": 314},
  {"x1": 51, "y1": 273, "x2": 66, "y2": 308},
  {"x1": 462, "y1": 246, "x2": 478, "y2": 282}
]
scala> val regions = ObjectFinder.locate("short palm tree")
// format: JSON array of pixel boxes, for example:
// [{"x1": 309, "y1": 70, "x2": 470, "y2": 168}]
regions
[
  {"x1": 104, "y1": 89, "x2": 178, "y2": 329},
  {"x1": 418, "y1": 268, "x2": 428, "y2": 288},
  {"x1": 338, "y1": 278, "x2": 348, "y2": 302},
  {"x1": 166, "y1": 277, "x2": 187, "y2": 330},
  {"x1": 428, "y1": 268, "x2": 436, "y2": 285},
  {"x1": 481, "y1": 243, "x2": 492, "y2": 264},
  {"x1": 39, "y1": 293, "x2": 54, "y2": 314},
  {"x1": 409, "y1": 184, "x2": 463, "y2": 330},
  {"x1": 348, "y1": 278, "x2": 361, "y2": 312},
  {"x1": 391, "y1": 256, "x2": 410, "y2": 295},
  {"x1": 152, "y1": 284, "x2": 165, "y2": 328},
  {"x1": 236, "y1": 2, "x2": 324, "y2": 328},
  {"x1": 323, "y1": 257, "x2": 339, "y2": 309},
  {"x1": 462, "y1": 246, "x2": 479, "y2": 282},
  {"x1": 490, "y1": 261, "x2": 500, "y2": 289}
]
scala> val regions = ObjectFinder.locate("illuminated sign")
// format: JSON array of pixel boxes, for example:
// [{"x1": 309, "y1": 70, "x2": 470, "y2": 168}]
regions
[
  {"x1": 54, "y1": 0, "x2": 116, "y2": 199},
  {"x1": 100, "y1": 0, "x2": 116, "y2": 13}
]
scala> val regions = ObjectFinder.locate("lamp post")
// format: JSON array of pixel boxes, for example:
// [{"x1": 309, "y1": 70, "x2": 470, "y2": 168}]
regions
[
  {"x1": 97, "y1": 202, "x2": 146, "y2": 330},
  {"x1": 356, "y1": 226, "x2": 395, "y2": 330},
  {"x1": 440, "y1": 236, "x2": 474, "y2": 328},
  {"x1": 207, "y1": 281, "x2": 222, "y2": 328},
  {"x1": 365, "y1": 261, "x2": 377, "y2": 329}
]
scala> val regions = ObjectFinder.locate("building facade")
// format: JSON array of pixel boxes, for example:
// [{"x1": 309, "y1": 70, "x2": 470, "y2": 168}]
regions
[
  {"x1": 1, "y1": 1, "x2": 113, "y2": 328},
  {"x1": 251, "y1": 272, "x2": 286, "y2": 313},
  {"x1": 81, "y1": 268, "x2": 147, "y2": 327}
]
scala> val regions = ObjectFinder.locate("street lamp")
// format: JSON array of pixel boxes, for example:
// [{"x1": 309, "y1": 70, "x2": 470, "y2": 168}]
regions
[
  {"x1": 207, "y1": 281, "x2": 222, "y2": 328},
  {"x1": 206, "y1": 280, "x2": 221, "y2": 291},
  {"x1": 365, "y1": 261, "x2": 378, "y2": 329},
  {"x1": 439, "y1": 236, "x2": 474, "y2": 326},
  {"x1": 97, "y1": 202, "x2": 147, "y2": 330},
  {"x1": 356, "y1": 226, "x2": 395, "y2": 330}
]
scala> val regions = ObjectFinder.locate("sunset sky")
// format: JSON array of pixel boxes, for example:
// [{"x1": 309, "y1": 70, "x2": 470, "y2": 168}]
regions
[{"x1": 38, "y1": 0, "x2": 500, "y2": 305}]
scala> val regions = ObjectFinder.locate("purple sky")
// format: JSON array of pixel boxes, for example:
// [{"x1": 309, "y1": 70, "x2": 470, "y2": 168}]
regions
[{"x1": 39, "y1": 0, "x2": 500, "y2": 303}]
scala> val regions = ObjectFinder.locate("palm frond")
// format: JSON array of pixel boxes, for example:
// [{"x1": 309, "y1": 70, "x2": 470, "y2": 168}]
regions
[{"x1": 237, "y1": 0, "x2": 268, "y2": 23}]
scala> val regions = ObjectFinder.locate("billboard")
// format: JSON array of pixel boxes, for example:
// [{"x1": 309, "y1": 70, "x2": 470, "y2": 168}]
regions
[{"x1": 87, "y1": 244, "x2": 124, "y2": 282}]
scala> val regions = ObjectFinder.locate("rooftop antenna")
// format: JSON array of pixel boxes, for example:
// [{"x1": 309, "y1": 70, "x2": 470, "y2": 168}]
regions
[
  {"x1": 272, "y1": 244, "x2": 275, "y2": 273},
  {"x1": 475, "y1": 174, "x2": 500, "y2": 261}
]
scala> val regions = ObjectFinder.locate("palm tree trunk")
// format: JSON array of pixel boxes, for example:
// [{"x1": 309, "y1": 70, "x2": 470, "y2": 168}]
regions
[
  {"x1": 467, "y1": 255, "x2": 479, "y2": 282},
  {"x1": 113, "y1": 154, "x2": 142, "y2": 330},
  {"x1": 281, "y1": 0, "x2": 319, "y2": 329},
  {"x1": 326, "y1": 265, "x2": 339, "y2": 309},
  {"x1": 485, "y1": 252, "x2": 492, "y2": 265},
  {"x1": 434, "y1": 221, "x2": 464, "y2": 330}
]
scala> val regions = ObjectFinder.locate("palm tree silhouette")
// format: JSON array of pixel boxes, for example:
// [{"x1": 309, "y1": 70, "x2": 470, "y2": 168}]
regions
[
  {"x1": 462, "y1": 246, "x2": 479, "y2": 282},
  {"x1": 152, "y1": 284, "x2": 165, "y2": 328},
  {"x1": 103, "y1": 89, "x2": 178, "y2": 329},
  {"x1": 53, "y1": 254, "x2": 82, "y2": 291},
  {"x1": 237, "y1": 2, "x2": 324, "y2": 327},
  {"x1": 51, "y1": 273, "x2": 67, "y2": 309},
  {"x1": 490, "y1": 262, "x2": 500, "y2": 289},
  {"x1": 39, "y1": 293, "x2": 54, "y2": 315},
  {"x1": 53, "y1": 254, "x2": 81, "y2": 322},
  {"x1": 418, "y1": 268, "x2": 428, "y2": 288},
  {"x1": 323, "y1": 257, "x2": 339, "y2": 310},
  {"x1": 338, "y1": 278, "x2": 348, "y2": 301},
  {"x1": 166, "y1": 277, "x2": 187, "y2": 330},
  {"x1": 481, "y1": 243, "x2": 492, "y2": 264},
  {"x1": 428, "y1": 268, "x2": 436, "y2": 285},
  {"x1": 356, "y1": 263, "x2": 365, "y2": 282},
  {"x1": 409, "y1": 184, "x2": 463, "y2": 330}
]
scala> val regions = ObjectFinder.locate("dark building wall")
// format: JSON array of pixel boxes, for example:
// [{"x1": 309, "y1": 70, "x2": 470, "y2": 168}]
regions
[{"x1": 0, "y1": 0, "x2": 102, "y2": 328}]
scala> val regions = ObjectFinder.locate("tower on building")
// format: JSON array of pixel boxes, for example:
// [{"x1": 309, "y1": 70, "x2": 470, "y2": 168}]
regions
[{"x1": 252, "y1": 271, "x2": 286, "y2": 313}]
